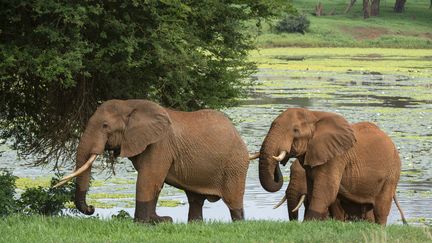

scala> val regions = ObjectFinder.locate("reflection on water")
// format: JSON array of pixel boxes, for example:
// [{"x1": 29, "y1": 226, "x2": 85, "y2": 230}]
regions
[{"x1": 1, "y1": 58, "x2": 431, "y2": 225}]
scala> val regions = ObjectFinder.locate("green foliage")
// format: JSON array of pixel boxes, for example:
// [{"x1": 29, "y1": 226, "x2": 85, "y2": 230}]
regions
[
  {"x1": 112, "y1": 210, "x2": 132, "y2": 220},
  {"x1": 275, "y1": 14, "x2": 310, "y2": 34},
  {"x1": 0, "y1": 0, "x2": 291, "y2": 166},
  {"x1": 18, "y1": 176, "x2": 75, "y2": 216},
  {"x1": 0, "y1": 171, "x2": 75, "y2": 216},
  {"x1": 0, "y1": 170, "x2": 18, "y2": 216}
]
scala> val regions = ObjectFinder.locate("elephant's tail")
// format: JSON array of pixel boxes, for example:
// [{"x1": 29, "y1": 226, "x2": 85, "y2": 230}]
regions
[{"x1": 393, "y1": 195, "x2": 408, "y2": 225}]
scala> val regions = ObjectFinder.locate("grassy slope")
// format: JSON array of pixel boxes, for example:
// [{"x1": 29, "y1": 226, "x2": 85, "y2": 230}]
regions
[
  {"x1": 256, "y1": 0, "x2": 432, "y2": 48},
  {"x1": 1, "y1": 216, "x2": 431, "y2": 243}
]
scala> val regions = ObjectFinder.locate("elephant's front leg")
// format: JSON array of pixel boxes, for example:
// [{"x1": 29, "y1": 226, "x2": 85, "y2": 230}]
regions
[
  {"x1": 304, "y1": 162, "x2": 345, "y2": 221},
  {"x1": 133, "y1": 158, "x2": 173, "y2": 224}
]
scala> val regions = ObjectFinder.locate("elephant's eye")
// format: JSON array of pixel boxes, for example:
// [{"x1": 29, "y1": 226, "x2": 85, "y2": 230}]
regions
[
  {"x1": 102, "y1": 123, "x2": 109, "y2": 129},
  {"x1": 293, "y1": 127, "x2": 300, "y2": 136}
]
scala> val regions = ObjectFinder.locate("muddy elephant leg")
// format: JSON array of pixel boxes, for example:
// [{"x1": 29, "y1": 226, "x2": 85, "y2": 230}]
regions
[
  {"x1": 185, "y1": 191, "x2": 206, "y2": 222},
  {"x1": 373, "y1": 182, "x2": 394, "y2": 225},
  {"x1": 222, "y1": 174, "x2": 246, "y2": 221},
  {"x1": 304, "y1": 163, "x2": 344, "y2": 221},
  {"x1": 133, "y1": 158, "x2": 173, "y2": 224}
]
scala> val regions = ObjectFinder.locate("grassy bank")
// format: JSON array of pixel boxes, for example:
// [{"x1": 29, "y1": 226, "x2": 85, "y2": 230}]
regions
[
  {"x1": 1, "y1": 216, "x2": 431, "y2": 242},
  {"x1": 256, "y1": 0, "x2": 432, "y2": 48}
]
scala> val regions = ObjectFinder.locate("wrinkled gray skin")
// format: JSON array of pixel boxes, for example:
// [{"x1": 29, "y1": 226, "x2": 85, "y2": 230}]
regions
[{"x1": 74, "y1": 99, "x2": 249, "y2": 223}]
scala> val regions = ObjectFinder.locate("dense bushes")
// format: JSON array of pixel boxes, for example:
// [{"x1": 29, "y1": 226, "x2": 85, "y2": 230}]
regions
[
  {"x1": 0, "y1": 170, "x2": 74, "y2": 216},
  {"x1": 0, "y1": 171, "x2": 18, "y2": 216},
  {"x1": 275, "y1": 14, "x2": 310, "y2": 34}
]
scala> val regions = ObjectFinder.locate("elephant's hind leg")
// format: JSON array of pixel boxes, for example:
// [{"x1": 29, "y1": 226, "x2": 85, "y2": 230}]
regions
[
  {"x1": 222, "y1": 175, "x2": 246, "y2": 221},
  {"x1": 185, "y1": 190, "x2": 206, "y2": 222},
  {"x1": 373, "y1": 182, "x2": 395, "y2": 225}
]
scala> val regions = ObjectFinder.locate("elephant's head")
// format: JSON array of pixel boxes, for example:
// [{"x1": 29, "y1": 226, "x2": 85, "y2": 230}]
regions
[
  {"x1": 258, "y1": 108, "x2": 355, "y2": 192},
  {"x1": 55, "y1": 99, "x2": 171, "y2": 215}
]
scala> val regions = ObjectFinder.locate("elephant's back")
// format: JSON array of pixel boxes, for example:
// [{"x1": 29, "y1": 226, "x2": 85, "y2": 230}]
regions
[
  {"x1": 167, "y1": 109, "x2": 245, "y2": 144},
  {"x1": 165, "y1": 109, "x2": 249, "y2": 195}
]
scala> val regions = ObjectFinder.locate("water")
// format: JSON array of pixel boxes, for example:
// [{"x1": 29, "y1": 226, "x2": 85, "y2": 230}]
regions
[{"x1": 1, "y1": 52, "x2": 431, "y2": 225}]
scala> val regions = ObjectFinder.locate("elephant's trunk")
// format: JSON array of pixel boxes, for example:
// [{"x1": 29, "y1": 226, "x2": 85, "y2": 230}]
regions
[
  {"x1": 74, "y1": 129, "x2": 105, "y2": 215},
  {"x1": 258, "y1": 157, "x2": 283, "y2": 192},
  {"x1": 287, "y1": 192, "x2": 304, "y2": 220},
  {"x1": 258, "y1": 123, "x2": 294, "y2": 192}
]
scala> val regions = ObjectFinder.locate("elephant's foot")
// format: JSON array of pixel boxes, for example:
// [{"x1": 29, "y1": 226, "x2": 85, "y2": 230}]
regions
[
  {"x1": 134, "y1": 200, "x2": 173, "y2": 224},
  {"x1": 304, "y1": 209, "x2": 327, "y2": 221},
  {"x1": 230, "y1": 208, "x2": 245, "y2": 221}
]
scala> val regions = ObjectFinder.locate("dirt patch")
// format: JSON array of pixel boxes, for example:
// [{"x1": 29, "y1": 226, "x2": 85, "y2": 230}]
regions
[{"x1": 340, "y1": 26, "x2": 389, "y2": 40}]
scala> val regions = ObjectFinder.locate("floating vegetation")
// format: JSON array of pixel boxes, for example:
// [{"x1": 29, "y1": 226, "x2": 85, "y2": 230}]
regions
[
  {"x1": 158, "y1": 200, "x2": 184, "y2": 207},
  {"x1": 15, "y1": 177, "x2": 51, "y2": 190}
]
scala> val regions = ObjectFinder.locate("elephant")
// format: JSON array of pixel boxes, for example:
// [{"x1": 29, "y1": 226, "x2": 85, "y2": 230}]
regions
[
  {"x1": 254, "y1": 107, "x2": 404, "y2": 225},
  {"x1": 54, "y1": 99, "x2": 250, "y2": 223},
  {"x1": 273, "y1": 159, "x2": 406, "y2": 224}
]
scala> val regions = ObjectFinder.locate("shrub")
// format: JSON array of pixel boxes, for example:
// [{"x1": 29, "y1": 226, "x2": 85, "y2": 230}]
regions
[
  {"x1": 0, "y1": 170, "x2": 18, "y2": 216},
  {"x1": 0, "y1": 170, "x2": 75, "y2": 216},
  {"x1": 18, "y1": 175, "x2": 75, "y2": 216},
  {"x1": 275, "y1": 14, "x2": 310, "y2": 34},
  {"x1": 112, "y1": 210, "x2": 132, "y2": 220}
]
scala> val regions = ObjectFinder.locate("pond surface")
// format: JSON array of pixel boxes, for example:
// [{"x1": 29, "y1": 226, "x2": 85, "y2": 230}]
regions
[{"x1": 1, "y1": 48, "x2": 431, "y2": 225}]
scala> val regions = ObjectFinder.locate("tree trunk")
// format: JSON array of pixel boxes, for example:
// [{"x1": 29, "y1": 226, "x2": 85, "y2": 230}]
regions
[
  {"x1": 363, "y1": 0, "x2": 371, "y2": 18},
  {"x1": 315, "y1": 2, "x2": 324, "y2": 16},
  {"x1": 394, "y1": 0, "x2": 406, "y2": 13},
  {"x1": 345, "y1": 0, "x2": 357, "y2": 13},
  {"x1": 370, "y1": 0, "x2": 380, "y2": 16}
]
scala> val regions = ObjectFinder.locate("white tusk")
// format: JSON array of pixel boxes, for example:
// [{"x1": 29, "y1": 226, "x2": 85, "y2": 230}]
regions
[
  {"x1": 249, "y1": 152, "x2": 260, "y2": 160},
  {"x1": 273, "y1": 195, "x2": 287, "y2": 209},
  {"x1": 53, "y1": 154, "x2": 97, "y2": 188},
  {"x1": 272, "y1": 151, "x2": 287, "y2": 162},
  {"x1": 292, "y1": 194, "x2": 306, "y2": 212}
]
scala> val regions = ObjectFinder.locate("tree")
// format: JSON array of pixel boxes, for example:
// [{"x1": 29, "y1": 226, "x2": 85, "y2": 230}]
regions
[
  {"x1": 371, "y1": 0, "x2": 380, "y2": 16},
  {"x1": 0, "y1": 1, "x2": 292, "y2": 166},
  {"x1": 363, "y1": 0, "x2": 380, "y2": 18},
  {"x1": 394, "y1": 0, "x2": 407, "y2": 12}
]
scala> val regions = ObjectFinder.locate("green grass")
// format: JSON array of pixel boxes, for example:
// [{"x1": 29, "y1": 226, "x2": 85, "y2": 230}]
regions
[
  {"x1": 1, "y1": 216, "x2": 431, "y2": 242},
  {"x1": 255, "y1": 0, "x2": 432, "y2": 48}
]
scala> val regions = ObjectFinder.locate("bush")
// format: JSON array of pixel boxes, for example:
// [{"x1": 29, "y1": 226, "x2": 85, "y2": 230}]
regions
[
  {"x1": 0, "y1": 170, "x2": 18, "y2": 216},
  {"x1": 275, "y1": 14, "x2": 310, "y2": 34},
  {"x1": 0, "y1": 170, "x2": 75, "y2": 216},
  {"x1": 18, "y1": 175, "x2": 75, "y2": 216}
]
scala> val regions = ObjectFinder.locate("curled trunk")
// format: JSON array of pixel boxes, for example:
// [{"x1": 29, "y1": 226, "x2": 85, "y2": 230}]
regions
[
  {"x1": 258, "y1": 158, "x2": 283, "y2": 192},
  {"x1": 258, "y1": 130, "x2": 288, "y2": 192},
  {"x1": 73, "y1": 129, "x2": 105, "y2": 215}
]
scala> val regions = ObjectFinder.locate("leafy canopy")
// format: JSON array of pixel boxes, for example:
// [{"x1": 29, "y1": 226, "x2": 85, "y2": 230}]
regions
[{"x1": 0, "y1": 0, "x2": 292, "y2": 166}]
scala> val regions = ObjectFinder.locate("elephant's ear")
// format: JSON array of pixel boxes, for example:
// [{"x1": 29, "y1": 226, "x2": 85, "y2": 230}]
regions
[
  {"x1": 304, "y1": 113, "x2": 356, "y2": 168},
  {"x1": 120, "y1": 101, "x2": 171, "y2": 158}
]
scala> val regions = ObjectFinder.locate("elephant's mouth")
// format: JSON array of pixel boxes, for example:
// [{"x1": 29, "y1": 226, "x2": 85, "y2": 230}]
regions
[{"x1": 105, "y1": 145, "x2": 121, "y2": 158}]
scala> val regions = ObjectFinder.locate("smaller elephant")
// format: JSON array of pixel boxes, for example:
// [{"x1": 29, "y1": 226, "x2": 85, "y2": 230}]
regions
[{"x1": 273, "y1": 159, "x2": 407, "y2": 224}]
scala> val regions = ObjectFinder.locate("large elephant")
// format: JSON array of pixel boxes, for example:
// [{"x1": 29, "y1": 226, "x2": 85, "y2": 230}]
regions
[
  {"x1": 54, "y1": 99, "x2": 249, "y2": 223},
  {"x1": 274, "y1": 159, "x2": 406, "y2": 224},
  {"x1": 255, "y1": 108, "x2": 403, "y2": 225}
]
